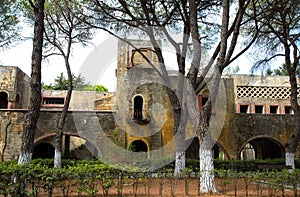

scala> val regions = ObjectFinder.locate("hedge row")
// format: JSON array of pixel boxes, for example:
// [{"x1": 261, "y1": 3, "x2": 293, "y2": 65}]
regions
[
  {"x1": 27, "y1": 158, "x2": 300, "y2": 171},
  {"x1": 17, "y1": 157, "x2": 300, "y2": 171},
  {"x1": 0, "y1": 159, "x2": 299, "y2": 196},
  {"x1": 187, "y1": 158, "x2": 300, "y2": 171}
]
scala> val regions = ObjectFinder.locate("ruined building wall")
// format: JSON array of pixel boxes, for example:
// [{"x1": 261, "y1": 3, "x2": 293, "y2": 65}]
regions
[{"x1": 0, "y1": 66, "x2": 30, "y2": 109}]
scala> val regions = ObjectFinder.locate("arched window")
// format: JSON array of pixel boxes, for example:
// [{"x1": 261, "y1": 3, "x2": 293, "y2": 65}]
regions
[
  {"x1": 134, "y1": 95, "x2": 143, "y2": 120},
  {"x1": 0, "y1": 92, "x2": 8, "y2": 109}
]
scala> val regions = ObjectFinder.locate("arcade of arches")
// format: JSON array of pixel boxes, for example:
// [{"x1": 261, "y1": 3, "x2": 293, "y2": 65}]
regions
[{"x1": 32, "y1": 134, "x2": 286, "y2": 161}]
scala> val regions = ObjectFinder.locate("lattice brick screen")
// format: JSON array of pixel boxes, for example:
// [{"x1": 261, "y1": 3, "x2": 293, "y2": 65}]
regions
[{"x1": 237, "y1": 86, "x2": 300, "y2": 99}]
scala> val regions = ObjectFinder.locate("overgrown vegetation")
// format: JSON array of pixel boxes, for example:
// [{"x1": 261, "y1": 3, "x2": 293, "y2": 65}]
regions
[
  {"x1": 0, "y1": 159, "x2": 299, "y2": 196},
  {"x1": 42, "y1": 72, "x2": 108, "y2": 92}
]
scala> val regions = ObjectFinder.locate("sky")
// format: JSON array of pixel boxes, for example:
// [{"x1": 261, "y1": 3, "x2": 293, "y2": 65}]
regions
[{"x1": 0, "y1": 27, "x2": 257, "y2": 92}]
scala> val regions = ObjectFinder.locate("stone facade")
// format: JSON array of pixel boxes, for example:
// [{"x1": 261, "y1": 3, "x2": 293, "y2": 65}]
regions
[
  {"x1": 0, "y1": 41, "x2": 299, "y2": 161},
  {"x1": 219, "y1": 76, "x2": 299, "y2": 159}
]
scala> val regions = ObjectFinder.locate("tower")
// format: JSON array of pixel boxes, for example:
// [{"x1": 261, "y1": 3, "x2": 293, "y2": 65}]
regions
[{"x1": 115, "y1": 40, "x2": 174, "y2": 158}]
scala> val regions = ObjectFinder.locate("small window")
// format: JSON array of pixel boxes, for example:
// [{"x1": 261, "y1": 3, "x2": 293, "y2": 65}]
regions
[
  {"x1": 42, "y1": 97, "x2": 65, "y2": 106},
  {"x1": 270, "y1": 105, "x2": 278, "y2": 114},
  {"x1": 197, "y1": 95, "x2": 209, "y2": 112},
  {"x1": 285, "y1": 106, "x2": 294, "y2": 114},
  {"x1": 202, "y1": 97, "x2": 208, "y2": 106},
  {"x1": 239, "y1": 105, "x2": 249, "y2": 113},
  {"x1": 255, "y1": 105, "x2": 264, "y2": 114},
  {"x1": 128, "y1": 49, "x2": 150, "y2": 68},
  {"x1": 134, "y1": 96, "x2": 143, "y2": 120}
]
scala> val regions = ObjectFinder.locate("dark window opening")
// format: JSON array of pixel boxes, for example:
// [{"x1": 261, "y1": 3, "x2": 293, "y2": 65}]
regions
[
  {"x1": 197, "y1": 95, "x2": 209, "y2": 112},
  {"x1": 0, "y1": 92, "x2": 8, "y2": 109},
  {"x1": 285, "y1": 106, "x2": 293, "y2": 114},
  {"x1": 202, "y1": 97, "x2": 208, "y2": 106},
  {"x1": 255, "y1": 105, "x2": 264, "y2": 113},
  {"x1": 134, "y1": 96, "x2": 143, "y2": 120},
  {"x1": 270, "y1": 105, "x2": 278, "y2": 114},
  {"x1": 239, "y1": 105, "x2": 249, "y2": 113},
  {"x1": 42, "y1": 97, "x2": 65, "y2": 105}
]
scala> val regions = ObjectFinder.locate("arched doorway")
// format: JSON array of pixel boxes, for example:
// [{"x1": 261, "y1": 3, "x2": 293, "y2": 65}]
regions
[
  {"x1": 0, "y1": 92, "x2": 8, "y2": 109},
  {"x1": 32, "y1": 143, "x2": 55, "y2": 159},
  {"x1": 240, "y1": 137, "x2": 285, "y2": 160},
  {"x1": 133, "y1": 96, "x2": 143, "y2": 120},
  {"x1": 129, "y1": 140, "x2": 148, "y2": 152}
]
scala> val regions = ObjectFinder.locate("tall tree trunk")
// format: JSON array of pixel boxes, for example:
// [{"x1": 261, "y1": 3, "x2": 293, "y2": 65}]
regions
[
  {"x1": 54, "y1": 59, "x2": 73, "y2": 168},
  {"x1": 14, "y1": 0, "x2": 45, "y2": 196},
  {"x1": 147, "y1": 30, "x2": 186, "y2": 176},
  {"x1": 199, "y1": 133, "x2": 217, "y2": 193},
  {"x1": 174, "y1": 104, "x2": 188, "y2": 177},
  {"x1": 18, "y1": 0, "x2": 45, "y2": 165},
  {"x1": 285, "y1": 100, "x2": 300, "y2": 170},
  {"x1": 174, "y1": 72, "x2": 187, "y2": 177},
  {"x1": 198, "y1": 68, "x2": 222, "y2": 193},
  {"x1": 285, "y1": 63, "x2": 300, "y2": 169}
]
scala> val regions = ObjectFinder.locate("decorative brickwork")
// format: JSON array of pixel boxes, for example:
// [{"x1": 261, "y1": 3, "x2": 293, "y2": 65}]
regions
[{"x1": 237, "y1": 86, "x2": 300, "y2": 99}]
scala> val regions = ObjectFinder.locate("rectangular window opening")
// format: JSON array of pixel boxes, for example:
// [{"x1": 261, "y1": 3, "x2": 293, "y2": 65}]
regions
[
  {"x1": 42, "y1": 97, "x2": 65, "y2": 106},
  {"x1": 239, "y1": 105, "x2": 249, "y2": 113},
  {"x1": 255, "y1": 105, "x2": 264, "y2": 114},
  {"x1": 270, "y1": 105, "x2": 278, "y2": 114},
  {"x1": 285, "y1": 106, "x2": 294, "y2": 114}
]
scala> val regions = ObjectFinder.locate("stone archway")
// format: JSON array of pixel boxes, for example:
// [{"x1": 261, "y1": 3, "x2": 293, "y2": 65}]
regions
[
  {"x1": 129, "y1": 140, "x2": 148, "y2": 152},
  {"x1": 185, "y1": 137, "x2": 229, "y2": 160},
  {"x1": 34, "y1": 133, "x2": 99, "y2": 160},
  {"x1": 33, "y1": 143, "x2": 55, "y2": 159},
  {"x1": 0, "y1": 92, "x2": 8, "y2": 109},
  {"x1": 239, "y1": 136, "x2": 285, "y2": 160}
]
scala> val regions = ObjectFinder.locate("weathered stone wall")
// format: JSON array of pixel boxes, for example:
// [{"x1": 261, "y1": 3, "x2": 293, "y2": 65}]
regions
[
  {"x1": 41, "y1": 90, "x2": 116, "y2": 111},
  {"x1": 218, "y1": 113, "x2": 296, "y2": 159},
  {"x1": 0, "y1": 66, "x2": 30, "y2": 109},
  {"x1": 0, "y1": 110, "x2": 119, "y2": 161},
  {"x1": 0, "y1": 110, "x2": 26, "y2": 161},
  {"x1": 1, "y1": 61, "x2": 299, "y2": 162},
  {"x1": 15, "y1": 67, "x2": 30, "y2": 109},
  {"x1": 0, "y1": 66, "x2": 17, "y2": 101},
  {"x1": 217, "y1": 76, "x2": 299, "y2": 159}
]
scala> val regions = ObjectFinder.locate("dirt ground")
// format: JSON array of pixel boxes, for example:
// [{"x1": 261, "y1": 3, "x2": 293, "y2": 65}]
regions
[{"x1": 38, "y1": 178, "x2": 297, "y2": 197}]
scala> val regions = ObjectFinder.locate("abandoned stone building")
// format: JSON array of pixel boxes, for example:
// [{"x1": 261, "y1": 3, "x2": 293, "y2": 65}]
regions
[{"x1": 0, "y1": 40, "x2": 299, "y2": 162}]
